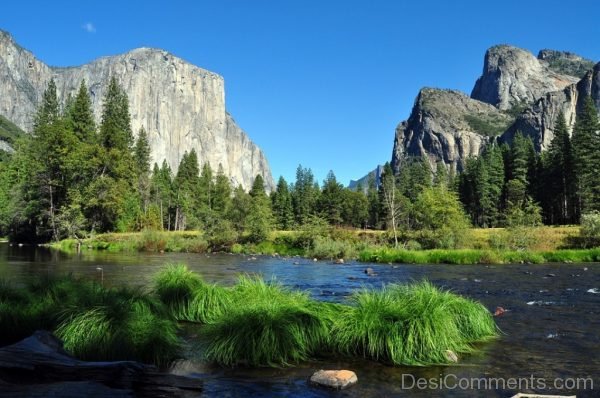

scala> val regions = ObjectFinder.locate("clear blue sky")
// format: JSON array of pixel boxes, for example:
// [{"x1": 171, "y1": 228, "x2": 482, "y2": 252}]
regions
[{"x1": 1, "y1": 0, "x2": 599, "y2": 185}]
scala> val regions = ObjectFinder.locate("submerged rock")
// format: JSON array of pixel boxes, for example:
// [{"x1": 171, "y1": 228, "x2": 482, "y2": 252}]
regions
[
  {"x1": 310, "y1": 370, "x2": 357, "y2": 390},
  {"x1": 364, "y1": 267, "x2": 377, "y2": 276}
]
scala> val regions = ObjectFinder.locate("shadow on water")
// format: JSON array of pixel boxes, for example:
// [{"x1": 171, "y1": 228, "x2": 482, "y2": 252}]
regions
[{"x1": 0, "y1": 243, "x2": 599, "y2": 397}]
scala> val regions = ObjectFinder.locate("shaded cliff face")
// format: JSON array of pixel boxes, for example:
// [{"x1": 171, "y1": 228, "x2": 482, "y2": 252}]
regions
[
  {"x1": 471, "y1": 45, "x2": 582, "y2": 111},
  {"x1": 0, "y1": 30, "x2": 274, "y2": 191},
  {"x1": 391, "y1": 88, "x2": 512, "y2": 174}
]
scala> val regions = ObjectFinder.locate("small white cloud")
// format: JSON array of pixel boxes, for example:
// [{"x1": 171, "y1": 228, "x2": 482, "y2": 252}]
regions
[{"x1": 82, "y1": 22, "x2": 96, "y2": 33}]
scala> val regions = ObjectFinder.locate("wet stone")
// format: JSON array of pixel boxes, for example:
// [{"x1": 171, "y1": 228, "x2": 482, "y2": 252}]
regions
[{"x1": 310, "y1": 370, "x2": 357, "y2": 390}]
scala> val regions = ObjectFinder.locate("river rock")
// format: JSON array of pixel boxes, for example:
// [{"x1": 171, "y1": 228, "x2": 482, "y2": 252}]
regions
[
  {"x1": 310, "y1": 370, "x2": 357, "y2": 390},
  {"x1": 334, "y1": 258, "x2": 344, "y2": 264},
  {"x1": 445, "y1": 350, "x2": 459, "y2": 363},
  {"x1": 364, "y1": 267, "x2": 376, "y2": 276}
]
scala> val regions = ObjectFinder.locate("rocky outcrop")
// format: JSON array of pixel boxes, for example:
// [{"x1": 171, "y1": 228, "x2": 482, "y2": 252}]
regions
[
  {"x1": 391, "y1": 88, "x2": 513, "y2": 174},
  {"x1": 538, "y1": 49, "x2": 596, "y2": 79},
  {"x1": 384, "y1": 45, "x2": 597, "y2": 181},
  {"x1": 0, "y1": 29, "x2": 274, "y2": 191},
  {"x1": 348, "y1": 165, "x2": 382, "y2": 191},
  {"x1": 471, "y1": 45, "x2": 582, "y2": 111},
  {"x1": 501, "y1": 62, "x2": 600, "y2": 151},
  {"x1": 0, "y1": 331, "x2": 203, "y2": 397}
]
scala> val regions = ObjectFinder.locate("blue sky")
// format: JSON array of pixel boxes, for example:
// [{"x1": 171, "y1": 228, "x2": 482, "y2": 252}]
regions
[{"x1": 1, "y1": 0, "x2": 599, "y2": 185}]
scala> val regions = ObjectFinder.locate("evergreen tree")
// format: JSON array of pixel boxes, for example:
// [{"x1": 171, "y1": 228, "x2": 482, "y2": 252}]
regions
[
  {"x1": 173, "y1": 150, "x2": 200, "y2": 230},
  {"x1": 366, "y1": 175, "x2": 380, "y2": 228},
  {"x1": 99, "y1": 77, "x2": 132, "y2": 151},
  {"x1": 318, "y1": 170, "x2": 344, "y2": 225},
  {"x1": 34, "y1": 78, "x2": 60, "y2": 130},
  {"x1": 134, "y1": 127, "x2": 151, "y2": 176},
  {"x1": 572, "y1": 96, "x2": 600, "y2": 215},
  {"x1": 67, "y1": 80, "x2": 96, "y2": 143},
  {"x1": 543, "y1": 112, "x2": 576, "y2": 224},
  {"x1": 247, "y1": 175, "x2": 273, "y2": 242},
  {"x1": 150, "y1": 160, "x2": 174, "y2": 230},
  {"x1": 228, "y1": 185, "x2": 251, "y2": 233},
  {"x1": 341, "y1": 189, "x2": 369, "y2": 228},
  {"x1": 271, "y1": 176, "x2": 294, "y2": 230},
  {"x1": 292, "y1": 165, "x2": 318, "y2": 224},
  {"x1": 213, "y1": 164, "x2": 232, "y2": 217}
]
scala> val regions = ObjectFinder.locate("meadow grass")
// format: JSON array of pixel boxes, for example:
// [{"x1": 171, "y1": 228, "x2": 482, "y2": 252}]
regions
[{"x1": 359, "y1": 247, "x2": 600, "y2": 265}]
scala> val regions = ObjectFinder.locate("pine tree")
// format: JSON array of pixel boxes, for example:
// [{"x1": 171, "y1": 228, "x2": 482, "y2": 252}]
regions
[
  {"x1": 318, "y1": 170, "x2": 344, "y2": 225},
  {"x1": 292, "y1": 165, "x2": 318, "y2": 224},
  {"x1": 544, "y1": 112, "x2": 576, "y2": 224},
  {"x1": 366, "y1": 175, "x2": 380, "y2": 228},
  {"x1": 247, "y1": 175, "x2": 273, "y2": 242},
  {"x1": 34, "y1": 78, "x2": 60, "y2": 131},
  {"x1": 213, "y1": 164, "x2": 232, "y2": 217},
  {"x1": 134, "y1": 127, "x2": 151, "y2": 176},
  {"x1": 67, "y1": 80, "x2": 96, "y2": 143},
  {"x1": 173, "y1": 150, "x2": 200, "y2": 230},
  {"x1": 572, "y1": 96, "x2": 600, "y2": 215},
  {"x1": 100, "y1": 77, "x2": 132, "y2": 151},
  {"x1": 271, "y1": 176, "x2": 294, "y2": 230}
]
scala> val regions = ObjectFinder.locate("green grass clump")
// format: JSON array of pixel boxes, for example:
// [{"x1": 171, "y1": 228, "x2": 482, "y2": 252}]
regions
[
  {"x1": 153, "y1": 263, "x2": 204, "y2": 317},
  {"x1": 56, "y1": 298, "x2": 180, "y2": 366},
  {"x1": 197, "y1": 275, "x2": 331, "y2": 367},
  {"x1": 201, "y1": 293, "x2": 328, "y2": 367},
  {"x1": 182, "y1": 283, "x2": 232, "y2": 324},
  {"x1": 0, "y1": 275, "x2": 181, "y2": 366},
  {"x1": 331, "y1": 281, "x2": 497, "y2": 365}
]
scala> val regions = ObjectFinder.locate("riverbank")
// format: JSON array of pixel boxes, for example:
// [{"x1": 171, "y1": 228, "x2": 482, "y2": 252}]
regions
[{"x1": 48, "y1": 226, "x2": 600, "y2": 264}]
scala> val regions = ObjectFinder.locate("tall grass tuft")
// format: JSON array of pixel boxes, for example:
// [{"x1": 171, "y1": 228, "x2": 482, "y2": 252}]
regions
[
  {"x1": 153, "y1": 263, "x2": 204, "y2": 317},
  {"x1": 182, "y1": 283, "x2": 232, "y2": 324},
  {"x1": 332, "y1": 281, "x2": 497, "y2": 365},
  {"x1": 200, "y1": 275, "x2": 329, "y2": 367},
  {"x1": 201, "y1": 299, "x2": 327, "y2": 367},
  {"x1": 0, "y1": 275, "x2": 181, "y2": 366}
]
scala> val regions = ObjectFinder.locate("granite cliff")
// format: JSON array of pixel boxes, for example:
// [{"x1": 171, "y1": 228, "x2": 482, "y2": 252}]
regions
[
  {"x1": 0, "y1": 30, "x2": 274, "y2": 191},
  {"x1": 390, "y1": 45, "x2": 597, "y2": 175}
]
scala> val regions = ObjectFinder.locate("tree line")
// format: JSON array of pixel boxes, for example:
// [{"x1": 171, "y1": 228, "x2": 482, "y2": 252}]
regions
[
  {"x1": 0, "y1": 79, "x2": 598, "y2": 245},
  {"x1": 458, "y1": 97, "x2": 600, "y2": 227}
]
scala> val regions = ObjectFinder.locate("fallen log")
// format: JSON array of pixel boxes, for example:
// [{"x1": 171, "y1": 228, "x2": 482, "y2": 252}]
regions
[{"x1": 0, "y1": 331, "x2": 202, "y2": 397}]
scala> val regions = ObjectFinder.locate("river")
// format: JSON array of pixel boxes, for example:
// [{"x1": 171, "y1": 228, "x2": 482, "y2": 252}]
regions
[{"x1": 0, "y1": 243, "x2": 599, "y2": 397}]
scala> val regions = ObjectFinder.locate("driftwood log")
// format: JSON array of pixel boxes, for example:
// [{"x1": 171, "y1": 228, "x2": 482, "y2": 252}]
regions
[{"x1": 0, "y1": 331, "x2": 202, "y2": 397}]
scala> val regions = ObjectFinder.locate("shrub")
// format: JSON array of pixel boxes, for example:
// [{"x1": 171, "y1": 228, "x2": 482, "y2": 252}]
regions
[{"x1": 580, "y1": 211, "x2": 600, "y2": 248}]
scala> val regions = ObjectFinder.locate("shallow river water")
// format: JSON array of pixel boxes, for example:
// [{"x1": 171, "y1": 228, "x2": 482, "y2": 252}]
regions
[{"x1": 1, "y1": 243, "x2": 599, "y2": 397}]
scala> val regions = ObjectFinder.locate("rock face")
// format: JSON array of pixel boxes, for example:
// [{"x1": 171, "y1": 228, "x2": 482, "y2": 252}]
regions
[
  {"x1": 502, "y1": 63, "x2": 600, "y2": 151},
  {"x1": 391, "y1": 88, "x2": 512, "y2": 173},
  {"x1": 387, "y1": 45, "x2": 597, "y2": 179},
  {"x1": 471, "y1": 45, "x2": 581, "y2": 111},
  {"x1": 0, "y1": 30, "x2": 274, "y2": 191}
]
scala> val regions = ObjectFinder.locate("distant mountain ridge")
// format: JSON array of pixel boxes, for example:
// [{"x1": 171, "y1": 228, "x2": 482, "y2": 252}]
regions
[{"x1": 0, "y1": 29, "x2": 274, "y2": 191}]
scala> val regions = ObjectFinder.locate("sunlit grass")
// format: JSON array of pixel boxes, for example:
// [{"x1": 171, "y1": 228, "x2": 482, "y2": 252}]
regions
[{"x1": 331, "y1": 281, "x2": 497, "y2": 365}]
